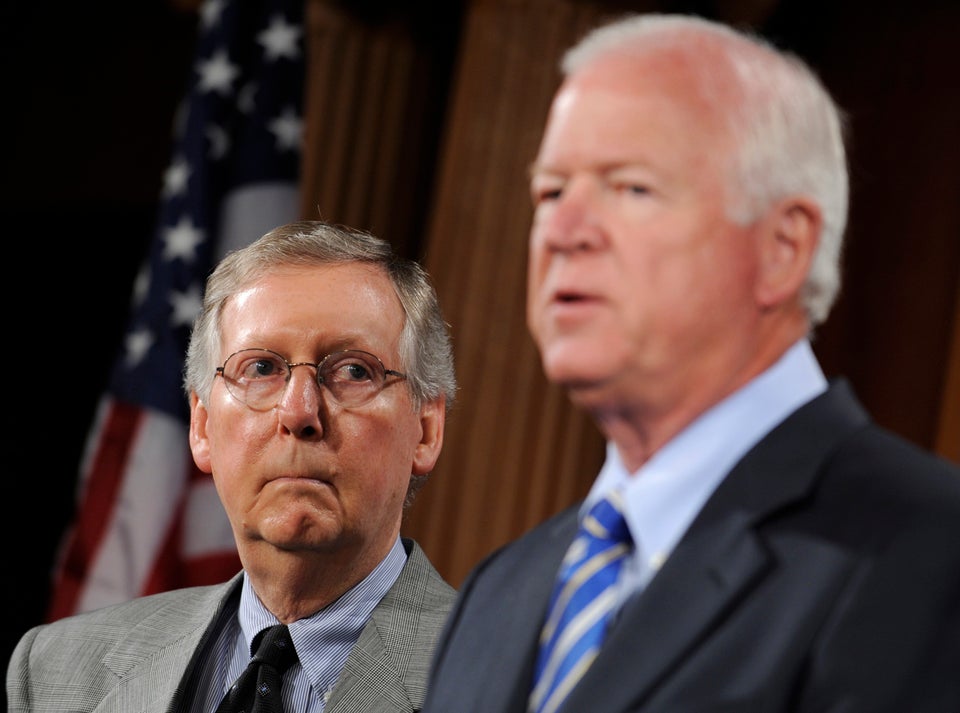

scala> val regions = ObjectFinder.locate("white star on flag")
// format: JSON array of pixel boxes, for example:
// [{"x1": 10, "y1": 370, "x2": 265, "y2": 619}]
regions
[
  {"x1": 268, "y1": 106, "x2": 303, "y2": 151},
  {"x1": 169, "y1": 286, "x2": 204, "y2": 328},
  {"x1": 162, "y1": 157, "x2": 190, "y2": 198},
  {"x1": 162, "y1": 216, "x2": 204, "y2": 261},
  {"x1": 196, "y1": 49, "x2": 240, "y2": 95},
  {"x1": 258, "y1": 15, "x2": 302, "y2": 61}
]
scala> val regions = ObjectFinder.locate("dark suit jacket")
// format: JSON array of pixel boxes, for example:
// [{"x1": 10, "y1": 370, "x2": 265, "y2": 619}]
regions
[
  {"x1": 422, "y1": 381, "x2": 960, "y2": 712},
  {"x1": 8, "y1": 539, "x2": 455, "y2": 713}
]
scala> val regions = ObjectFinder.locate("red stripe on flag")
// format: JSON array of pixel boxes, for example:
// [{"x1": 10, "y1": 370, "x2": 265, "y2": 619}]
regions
[{"x1": 46, "y1": 400, "x2": 142, "y2": 621}]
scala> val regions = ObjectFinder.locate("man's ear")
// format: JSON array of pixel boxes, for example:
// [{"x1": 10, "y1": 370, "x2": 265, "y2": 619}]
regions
[
  {"x1": 412, "y1": 397, "x2": 446, "y2": 476},
  {"x1": 189, "y1": 392, "x2": 213, "y2": 474},
  {"x1": 756, "y1": 197, "x2": 821, "y2": 309}
]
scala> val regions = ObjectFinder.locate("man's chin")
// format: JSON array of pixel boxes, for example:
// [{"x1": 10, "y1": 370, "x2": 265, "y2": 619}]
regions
[
  {"x1": 545, "y1": 361, "x2": 623, "y2": 408},
  {"x1": 563, "y1": 378, "x2": 618, "y2": 411},
  {"x1": 542, "y1": 353, "x2": 609, "y2": 391},
  {"x1": 251, "y1": 508, "x2": 340, "y2": 549}
]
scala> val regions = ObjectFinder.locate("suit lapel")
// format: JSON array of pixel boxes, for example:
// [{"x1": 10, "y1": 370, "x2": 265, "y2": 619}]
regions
[
  {"x1": 99, "y1": 576, "x2": 241, "y2": 712},
  {"x1": 689, "y1": 378, "x2": 869, "y2": 535},
  {"x1": 326, "y1": 540, "x2": 456, "y2": 713},
  {"x1": 558, "y1": 380, "x2": 870, "y2": 712}
]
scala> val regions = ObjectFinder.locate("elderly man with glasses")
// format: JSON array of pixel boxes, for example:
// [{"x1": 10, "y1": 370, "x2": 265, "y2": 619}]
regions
[{"x1": 9, "y1": 220, "x2": 458, "y2": 713}]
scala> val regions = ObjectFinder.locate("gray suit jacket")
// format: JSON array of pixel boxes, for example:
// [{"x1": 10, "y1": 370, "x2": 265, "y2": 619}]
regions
[{"x1": 8, "y1": 539, "x2": 454, "y2": 713}]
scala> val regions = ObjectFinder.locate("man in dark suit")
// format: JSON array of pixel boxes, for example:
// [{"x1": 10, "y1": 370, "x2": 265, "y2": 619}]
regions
[
  {"x1": 422, "y1": 13, "x2": 960, "y2": 713},
  {"x1": 8, "y1": 220, "x2": 458, "y2": 712}
]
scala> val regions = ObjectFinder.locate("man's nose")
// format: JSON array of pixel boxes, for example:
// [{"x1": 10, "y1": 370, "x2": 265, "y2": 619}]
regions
[{"x1": 275, "y1": 364, "x2": 326, "y2": 437}]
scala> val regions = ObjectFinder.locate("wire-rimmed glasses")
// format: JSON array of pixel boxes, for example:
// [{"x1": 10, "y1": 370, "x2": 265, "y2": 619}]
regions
[{"x1": 215, "y1": 348, "x2": 407, "y2": 410}]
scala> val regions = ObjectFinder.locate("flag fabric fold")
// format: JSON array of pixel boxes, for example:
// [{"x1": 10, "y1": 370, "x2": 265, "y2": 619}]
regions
[{"x1": 47, "y1": 0, "x2": 306, "y2": 621}]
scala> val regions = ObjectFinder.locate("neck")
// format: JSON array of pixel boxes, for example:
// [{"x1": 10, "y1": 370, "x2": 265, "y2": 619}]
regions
[
  {"x1": 584, "y1": 327, "x2": 808, "y2": 472},
  {"x1": 240, "y1": 540, "x2": 391, "y2": 623}
]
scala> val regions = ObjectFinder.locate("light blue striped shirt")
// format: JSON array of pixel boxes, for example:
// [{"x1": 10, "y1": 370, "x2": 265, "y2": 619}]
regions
[
  {"x1": 584, "y1": 339, "x2": 828, "y2": 604},
  {"x1": 192, "y1": 536, "x2": 406, "y2": 713}
]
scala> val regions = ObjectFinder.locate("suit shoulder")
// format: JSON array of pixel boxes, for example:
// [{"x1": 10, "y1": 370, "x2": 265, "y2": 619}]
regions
[
  {"x1": 835, "y1": 424, "x2": 960, "y2": 511},
  {"x1": 400, "y1": 537, "x2": 457, "y2": 607},
  {"x1": 20, "y1": 576, "x2": 239, "y2": 649}
]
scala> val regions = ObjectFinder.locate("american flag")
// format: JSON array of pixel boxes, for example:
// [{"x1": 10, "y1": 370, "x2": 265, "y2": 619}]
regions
[{"x1": 46, "y1": 0, "x2": 306, "y2": 620}]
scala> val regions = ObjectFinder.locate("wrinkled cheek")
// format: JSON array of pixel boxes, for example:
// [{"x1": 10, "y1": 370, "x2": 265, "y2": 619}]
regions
[
  {"x1": 208, "y1": 436, "x2": 270, "y2": 521},
  {"x1": 210, "y1": 471, "x2": 249, "y2": 538},
  {"x1": 356, "y1": 456, "x2": 411, "y2": 523}
]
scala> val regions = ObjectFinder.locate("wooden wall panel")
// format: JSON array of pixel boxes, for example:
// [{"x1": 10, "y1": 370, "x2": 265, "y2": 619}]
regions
[
  {"x1": 402, "y1": 0, "x2": 616, "y2": 586},
  {"x1": 301, "y1": 0, "x2": 458, "y2": 257},
  {"x1": 802, "y1": 1, "x2": 960, "y2": 462},
  {"x1": 937, "y1": 280, "x2": 960, "y2": 462}
]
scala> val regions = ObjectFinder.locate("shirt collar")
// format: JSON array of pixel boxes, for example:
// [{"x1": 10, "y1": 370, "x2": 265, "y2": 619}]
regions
[
  {"x1": 587, "y1": 339, "x2": 827, "y2": 578},
  {"x1": 236, "y1": 536, "x2": 407, "y2": 692}
]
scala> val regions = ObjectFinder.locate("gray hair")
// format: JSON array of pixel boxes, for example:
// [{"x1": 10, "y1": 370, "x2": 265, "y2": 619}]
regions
[
  {"x1": 184, "y1": 220, "x2": 457, "y2": 412},
  {"x1": 562, "y1": 14, "x2": 849, "y2": 327}
]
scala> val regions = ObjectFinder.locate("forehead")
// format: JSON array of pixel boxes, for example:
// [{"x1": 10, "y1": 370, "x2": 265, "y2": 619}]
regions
[
  {"x1": 221, "y1": 262, "x2": 404, "y2": 349},
  {"x1": 535, "y1": 48, "x2": 732, "y2": 168}
]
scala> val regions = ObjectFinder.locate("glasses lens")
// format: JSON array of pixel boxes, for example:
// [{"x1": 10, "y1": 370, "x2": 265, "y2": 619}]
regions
[
  {"x1": 221, "y1": 349, "x2": 289, "y2": 410},
  {"x1": 319, "y1": 351, "x2": 387, "y2": 407}
]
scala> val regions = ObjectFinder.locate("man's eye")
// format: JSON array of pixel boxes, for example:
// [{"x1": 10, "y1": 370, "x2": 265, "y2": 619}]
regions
[
  {"x1": 327, "y1": 360, "x2": 375, "y2": 383},
  {"x1": 246, "y1": 358, "x2": 282, "y2": 379},
  {"x1": 614, "y1": 182, "x2": 649, "y2": 196},
  {"x1": 532, "y1": 184, "x2": 563, "y2": 203},
  {"x1": 530, "y1": 176, "x2": 564, "y2": 205},
  {"x1": 342, "y1": 362, "x2": 373, "y2": 381}
]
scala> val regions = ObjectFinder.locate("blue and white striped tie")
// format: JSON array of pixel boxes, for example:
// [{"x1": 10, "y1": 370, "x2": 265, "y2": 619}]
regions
[{"x1": 529, "y1": 491, "x2": 633, "y2": 713}]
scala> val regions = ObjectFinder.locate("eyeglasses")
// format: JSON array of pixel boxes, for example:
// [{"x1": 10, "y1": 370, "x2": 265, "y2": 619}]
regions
[{"x1": 215, "y1": 348, "x2": 407, "y2": 410}]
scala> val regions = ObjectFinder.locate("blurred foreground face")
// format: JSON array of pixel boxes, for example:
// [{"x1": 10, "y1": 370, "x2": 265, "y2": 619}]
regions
[
  {"x1": 526, "y1": 50, "x2": 766, "y2": 413},
  {"x1": 189, "y1": 263, "x2": 443, "y2": 572}
]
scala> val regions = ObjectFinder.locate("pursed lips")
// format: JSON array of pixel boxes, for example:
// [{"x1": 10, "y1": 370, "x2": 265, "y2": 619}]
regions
[{"x1": 267, "y1": 473, "x2": 331, "y2": 487}]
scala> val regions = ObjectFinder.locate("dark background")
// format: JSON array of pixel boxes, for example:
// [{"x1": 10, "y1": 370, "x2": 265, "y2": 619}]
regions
[
  {"x1": 3, "y1": 0, "x2": 959, "y2": 683},
  {"x1": 2, "y1": 1, "x2": 199, "y2": 675}
]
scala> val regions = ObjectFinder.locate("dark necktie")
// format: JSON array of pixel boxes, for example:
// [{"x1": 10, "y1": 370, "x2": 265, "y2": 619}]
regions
[
  {"x1": 216, "y1": 624, "x2": 299, "y2": 713},
  {"x1": 528, "y1": 491, "x2": 633, "y2": 713}
]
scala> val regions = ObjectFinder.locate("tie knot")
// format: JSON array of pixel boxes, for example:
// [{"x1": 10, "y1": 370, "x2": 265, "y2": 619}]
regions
[
  {"x1": 250, "y1": 624, "x2": 298, "y2": 673},
  {"x1": 583, "y1": 492, "x2": 631, "y2": 545}
]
